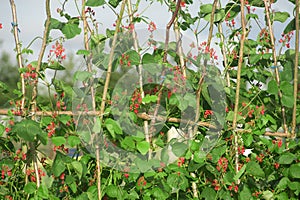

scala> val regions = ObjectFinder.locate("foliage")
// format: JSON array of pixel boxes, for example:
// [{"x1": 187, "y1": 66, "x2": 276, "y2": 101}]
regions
[{"x1": 0, "y1": 0, "x2": 300, "y2": 199}]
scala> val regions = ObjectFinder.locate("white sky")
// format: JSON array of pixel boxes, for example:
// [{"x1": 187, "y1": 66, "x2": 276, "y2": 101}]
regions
[{"x1": 0, "y1": 0, "x2": 296, "y2": 70}]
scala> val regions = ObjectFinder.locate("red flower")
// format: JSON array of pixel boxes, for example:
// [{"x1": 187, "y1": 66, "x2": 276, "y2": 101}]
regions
[
  {"x1": 180, "y1": 1, "x2": 186, "y2": 7},
  {"x1": 60, "y1": 173, "x2": 65, "y2": 180},
  {"x1": 234, "y1": 185, "x2": 239, "y2": 193},
  {"x1": 204, "y1": 110, "x2": 213, "y2": 118},
  {"x1": 56, "y1": 101, "x2": 61, "y2": 109},
  {"x1": 274, "y1": 162, "x2": 280, "y2": 169},
  {"x1": 0, "y1": 23, "x2": 2, "y2": 29},
  {"x1": 30, "y1": 175, "x2": 36, "y2": 182},
  {"x1": 22, "y1": 153, "x2": 27, "y2": 160},
  {"x1": 278, "y1": 139, "x2": 283, "y2": 148},
  {"x1": 148, "y1": 21, "x2": 156, "y2": 32},
  {"x1": 216, "y1": 157, "x2": 228, "y2": 172},
  {"x1": 177, "y1": 157, "x2": 185, "y2": 167},
  {"x1": 124, "y1": 173, "x2": 129, "y2": 178}
]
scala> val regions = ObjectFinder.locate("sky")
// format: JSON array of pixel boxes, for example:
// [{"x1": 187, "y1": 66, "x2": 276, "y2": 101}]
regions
[{"x1": 0, "y1": 0, "x2": 296, "y2": 71}]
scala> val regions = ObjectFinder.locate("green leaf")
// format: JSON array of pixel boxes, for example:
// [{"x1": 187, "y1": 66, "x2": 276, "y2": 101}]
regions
[
  {"x1": 76, "y1": 49, "x2": 90, "y2": 56},
  {"x1": 73, "y1": 71, "x2": 93, "y2": 81},
  {"x1": 276, "y1": 177, "x2": 290, "y2": 190},
  {"x1": 267, "y1": 80, "x2": 278, "y2": 95},
  {"x1": 262, "y1": 190, "x2": 274, "y2": 200},
  {"x1": 280, "y1": 81, "x2": 293, "y2": 96},
  {"x1": 0, "y1": 81, "x2": 9, "y2": 94},
  {"x1": 151, "y1": 187, "x2": 167, "y2": 199},
  {"x1": 169, "y1": 94, "x2": 179, "y2": 106},
  {"x1": 246, "y1": 161, "x2": 265, "y2": 178},
  {"x1": 49, "y1": 18, "x2": 63, "y2": 30},
  {"x1": 193, "y1": 150, "x2": 206, "y2": 164},
  {"x1": 234, "y1": 164, "x2": 246, "y2": 181},
  {"x1": 0, "y1": 124, "x2": 5, "y2": 137},
  {"x1": 142, "y1": 95, "x2": 157, "y2": 103},
  {"x1": 121, "y1": 136, "x2": 135, "y2": 149},
  {"x1": 68, "y1": 136, "x2": 81, "y2": 147},
  {"x1": 188, "y1": 160, "x2": 205, "y2": 171},
  {"x1": 225, "y1": 3, "x2": 240, "y2": 20},
  {"x1": 246, "y1": 13, "x2": 258, "y2": 21},
  {"x1": 289, "y1": 163, "x2": 300, "y2": 178},
  {"x1": 171, "y1": 142, "x2": 188, "y2": 157},
  {"x1": 52, "y1": 152, "x2": 66, "y2": 177},
  {"x1": 125, "y1": 50, "x2": 140, "y2": 65},
  {"x1": 137, "y1": 141, "x2": 150, "y2": 155},
  {"x1": 273, "y1": 11, "x2": 290, "y2": 23},
  {"x1": 288, "y1": 181, "x2": 300, "y2": 191},
  {"x1": 201, "y1": 187, "x2": 216, "y2": 200},
  {"x1": 279, "y1": 153, "x2": 296, "y2": 164},
  {"x1": 282, "y1": 95, "x2": 294, "y2": 108},
  {"x1": 249, "y1": 54, "x2": 261, "y2": 64},
  {"x1": 37, "y1": 184, "x2": 49, "y2": 199},
  {"x1": 86, "y1": 0, "x2": 105, "y2": 6},
  {"x1": 41, "y1": 175, "x2": 54, "y2": 188},
  {"x1": 72, "y1": 161, "x2": 83, "y2": 179},
  {"x1": 203, "y1": 9, "x2": 225, "y2": 23},
  {"x1": 92, "y1": 117, "x2": 101, "y2": 133},
  {"x1": 37, "y1": 130, "x2": 48, "y2": 145},
  {"x1": 135, "y1": 158, "x2": 151, "y2": 172},
  {"x1": 62, "y1": 23, "x2": 81, "y2": 39},
  {"x1": 142, "y1": 53, "x2": 155, "y2": 64},
  {"x1": 12, "y1": 119, "x2": 41, "y2": 142},
  {"x1": 284, "y1": 18, "x2": 300, "y2": 34},
  {"x1": 275, "y1": 192, "x2": 289, "y2": 200},
  {"x1": 105, "y1": 185, "x2": 119, "y2": 198},
  {"x1": 109, "y1": 0, "x2": 122, "y2": 8},
  {"x1": 51, "y1": 136, "x2": 66, "y2": 146},
  {"x1": 24, "y1": 182, "x2": 37, "y2": 194},
  {"x1": 211, "y1": 145, "x2": 227, "y2": 163},
  {"x1": 200, "y1": 4, "x2": 213, "y2": 14},
  {"x1": 105, "y1": 118, "x2": 122, "y2": 138},
  {"x1": 239, "y1": 185, "x2": 252, "y2": 199},
  {"x1": 47, "y1": 61, "x2": 65, "y2": 70}
]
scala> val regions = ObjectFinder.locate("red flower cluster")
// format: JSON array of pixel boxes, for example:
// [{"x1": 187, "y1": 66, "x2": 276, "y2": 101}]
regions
[
  {"x1": 274, "y1": 162, "x2": 280, "y2": 169},
  {"x1": 124, "y1": 173, "x2": 129, "y2": 179},
  {"x1": 85, "y1": 7, "x2": 95, "y2": 16},
  {"x1": 137, "y1": 176, "x2": 147, "y2": 187},
  {"x1": 272, "y1": 139, "x2": 283, "y2": 148},
  {"x1": 148, "y1": 21, "x2": 156, "y2": 32},
  {"x1": 47, "y1": 121, "x2": 56, "y2": 137},
  {"x1": 204, "y1": 110, "x2": 213, "y2": 119},
  {"x1": 14, "y1": 148, "x2": 27, "y2": 161},
  {"x1": 26, "y1": 168, "x2": 46, "y2": 182},
  {"x1": 119, "y1": 53, "x2": 131, "y2": 67},
  {"x1": 129, "y1": 90, "x2": 142, "y2": 114},
  {"x1": 238, "y1": 146, "x2": 245, "y2": 155},
  {"x1": 180, "y1": 1, "x2": 186, "y2": 7},
  {"x1": 256, "y1": 153, "x2": 264, "y2": 163},
  {"x1": 216, "y1": 157, "x2": 228, "y2": 173},
  {"x1": 212, "y1": 179, "x2": 221, "y2": 191},
  {"x1": 279, "y1": 31, "x2": 294, "y2": 48},
  {"x1": 23, "y1": 64, "x2": 37, "y2": 81},
  {"x1": 48, "y1": 41, "x2": 66, "y2": 63},
  {"x1": 225, "y1": 13, "x2": 236, "y2": 27},
  {"x1": 76, "y1": 103, "x2": 89, "y2": 112},
  {"x1": 1, "y1": 166, "x2": 12, "y2": 179},
  {"x1": 0, "y1": 23, "x2": 3, "y2": 29},
  {"x1": 198, "y1": 41, "x2": 218, "y2": 60},
  {"x1": 228, "y1": 182, "x2": 239, "y2": 193},
  {"x1": 53, "y1": 144, "x2": 69, "y2": 154},
  {"x1": 177, "y1": 157, "x2": 185, "y2": 167}
]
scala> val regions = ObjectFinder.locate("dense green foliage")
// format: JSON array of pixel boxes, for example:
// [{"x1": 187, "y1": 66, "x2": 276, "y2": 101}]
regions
[{"x1": 0, "y1": 0, "x2": 300, "y2": 199}]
